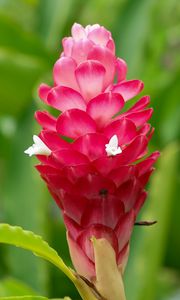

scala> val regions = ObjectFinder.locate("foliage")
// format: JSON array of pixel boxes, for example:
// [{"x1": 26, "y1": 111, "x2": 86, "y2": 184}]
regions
[{"x1": 0, "y1": 224, "x2": 101, "y2": 300}]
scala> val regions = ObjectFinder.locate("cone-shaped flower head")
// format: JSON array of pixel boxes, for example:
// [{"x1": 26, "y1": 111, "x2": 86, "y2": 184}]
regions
[{"x1": 25, "y1": 23, "x2": 159, "y2": 280}]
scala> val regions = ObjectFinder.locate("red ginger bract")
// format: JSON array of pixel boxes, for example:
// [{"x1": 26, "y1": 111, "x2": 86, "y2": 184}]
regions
[{"x1": 25, "y1": 23, "x2": 159, "y2": 280}]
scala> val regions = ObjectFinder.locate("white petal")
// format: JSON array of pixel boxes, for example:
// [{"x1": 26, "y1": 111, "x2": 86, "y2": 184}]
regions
[
  {"x1": 109, "y1": 135, "x2": 118, "y2": 147},
  {"x1": 24, "y1": 135, "x2": 51, "y2": 157},
  {"x1": 105, "y1": 135, "x2": 122, "y2": 157}
]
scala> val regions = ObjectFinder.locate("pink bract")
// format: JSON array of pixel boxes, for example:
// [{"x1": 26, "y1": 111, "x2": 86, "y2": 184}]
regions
[{"x1": 32, "y1": 23, "x2": 159, "y2": 280}]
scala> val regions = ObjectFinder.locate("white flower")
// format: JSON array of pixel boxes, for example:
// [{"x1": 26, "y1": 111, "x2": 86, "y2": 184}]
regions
[
  {"x1": 24, "y1": 135, "x2": 51, "y2": 157},
  {"x1": 105, "y1": 135, "x2": 122, "y2": 157}
]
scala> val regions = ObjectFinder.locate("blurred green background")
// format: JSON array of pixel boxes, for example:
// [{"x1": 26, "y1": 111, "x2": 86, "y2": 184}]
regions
[{"x1": 0, "y1": 0, "x2": 179, "y2": 299}]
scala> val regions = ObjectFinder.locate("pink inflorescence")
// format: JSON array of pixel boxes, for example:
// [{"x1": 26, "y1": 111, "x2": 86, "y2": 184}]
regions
[{"x1": 27, "y1": 23, "x2": 160, "y2": 280}]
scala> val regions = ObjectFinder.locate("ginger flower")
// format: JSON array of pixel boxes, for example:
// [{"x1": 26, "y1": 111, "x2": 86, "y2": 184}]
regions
[{"x1": 25, "y1": 23, "x2": 159, "y2": 281}]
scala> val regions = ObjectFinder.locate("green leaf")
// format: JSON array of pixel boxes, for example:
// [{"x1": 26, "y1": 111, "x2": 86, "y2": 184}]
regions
[
  {"x1": 0, "y1": 297, "x2": 71, "y2": 300},
  {"x1": 0, "y1": 297, "x2": 47, "y2": 300},
  {"x1": 124, "y1": 142, "x2": 179, "y2": 300},
  {"x1": 0, "y1": 224, "x2": 75, "y2": 282},
  {"x1": 0, "y1": 224, "x2": 99, "y2": 300}
]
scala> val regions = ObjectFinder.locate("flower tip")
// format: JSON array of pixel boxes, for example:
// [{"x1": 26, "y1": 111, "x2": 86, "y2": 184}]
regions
[
  {"x1": 38, "y1": 83, "x2": 51, "y2": 101},
  {"x1": 139, "y1": 80, "x2": 144, "y2": 91},
  {"x1": 24, "y1": 148, "x2": 32, "y2": 156},
  {"x1": 71, "y1": 23, "x2": 86, "y2": 40},
  {"x1": 73, "y1": 22, "x2": 80, "y2": 27}
]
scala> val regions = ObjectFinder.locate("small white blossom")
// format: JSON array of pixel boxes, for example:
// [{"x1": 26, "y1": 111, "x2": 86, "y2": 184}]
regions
[
  {"x1": 24, "y1": 135, "x2": 51, "y2": 157},
  {"x1": 105, "y1": 135, "x2": 122, "y2": 157}
]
